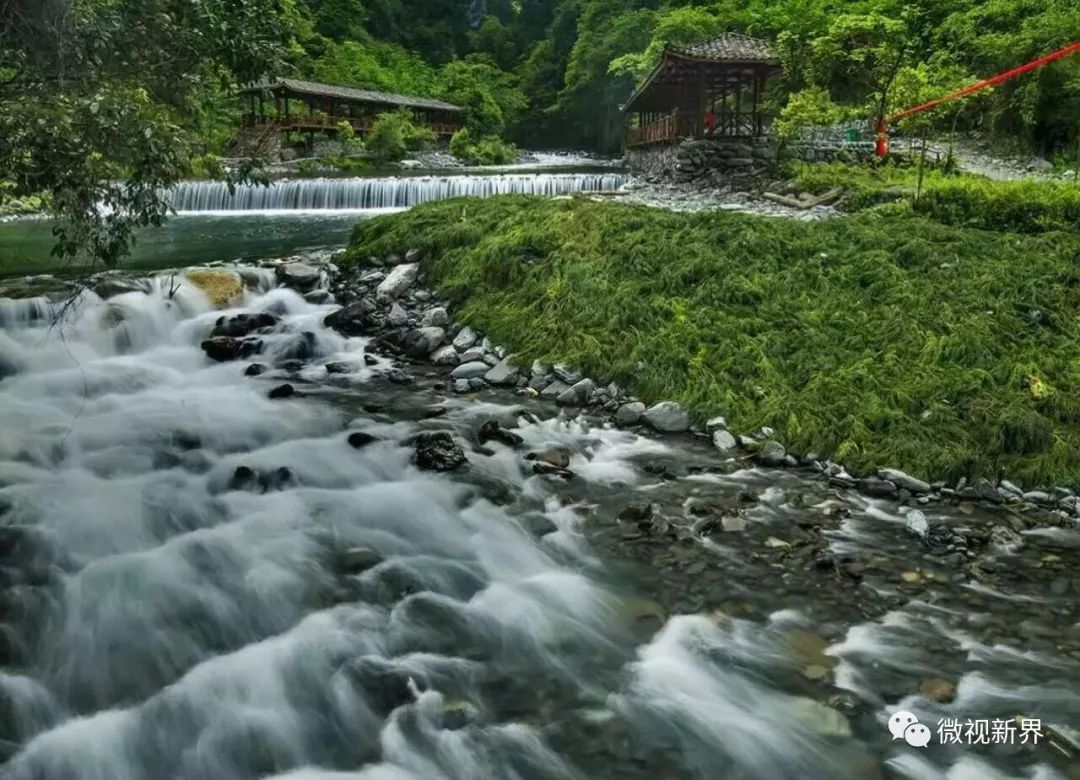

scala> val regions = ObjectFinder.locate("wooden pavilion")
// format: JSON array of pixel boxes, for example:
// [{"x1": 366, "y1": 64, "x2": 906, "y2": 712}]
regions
[
  {"x1": 623, "y1": 34, "x2": 781, "y2": 147},
  {"x1": 237, "y1": 77, "x2": 463, "y2": 153}
]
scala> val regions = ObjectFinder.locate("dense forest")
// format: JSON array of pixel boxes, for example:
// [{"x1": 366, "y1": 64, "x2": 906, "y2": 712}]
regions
[
  {"x1": 280, "y1": 0, "x2": 1080, "y2": 154},
  {"x1": 2, "y1": 0, "x2": 1078, "y2": 263}
]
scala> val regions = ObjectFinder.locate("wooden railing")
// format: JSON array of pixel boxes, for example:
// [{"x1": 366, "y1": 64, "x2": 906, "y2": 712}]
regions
[
  {"x1": 245, "y1": 115, "x2": 461, "y2": 136},
  {"x1": 626, "y1": 110, "x2": 764, "y2": 148}
]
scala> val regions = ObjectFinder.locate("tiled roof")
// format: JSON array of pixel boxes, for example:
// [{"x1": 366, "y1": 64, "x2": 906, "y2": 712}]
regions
[
  {"x1": 241, "y1": 78, "x2": 462, "y2": 113},
  {"x1": 669, "y1": 33, "x2": 777, "y2": 62}
]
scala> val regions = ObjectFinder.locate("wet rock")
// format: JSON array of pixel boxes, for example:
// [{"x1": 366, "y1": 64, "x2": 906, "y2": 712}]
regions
[
  {"x1": 531, "y1": 461, "x2": 575, "y2": 479},
  {"x1": 756, "y1": 441, "x2": 786, "y2": 467},
  {"x1": 540, "y1": 380, "x2": 569, "y2": 399},
  {"x1": 244, "y1": 363, "x2": 266, "y2": 377},
  {"x1": 413, "y1": 432, "x2": 466, "y2": 472},
  {"x1": 420, "y1": 307, "x2": 449, "y2": 328},
  {"x1": 325, "y1": 361, "x2": 355, "y2": 374},
  {"x1": 229, "y1": 466, "x2": 260, "y2": 492},
  {"x1": 211, "y1": 312, "x2": 278, "y2": 339},
  {"x1": 528, "y1": 373, "x2": 550, "y2": 392},
  {"x1": 642, "y1": 401, "x2": 692, "y2": 432},
  {"x1": 615, "y1": 401, "x2": 646, "y2": 425},
  {"x1": 268, "y1": 383, "x2": 296, "y2": 399},
  {"x1": 405, "y1": 248, "x2": 425, "y2": 263},
  {"x1": 201, "y1": 336, "x2": 261, "y2": 362},
  {"x1": 451, "y1": 361, "x2": 490, "y2": 380},
  {"x1": 705, "y1": 416, "x2": 727, "y2": 432},
  {"x1": 386, "y1": 303, "x2": 409, "y2": 327},
  {"x1": 452, "y1": 326, "x2": 479, "y2": 351},
  {"x1": 347, "y1": 432, "x2": 379, "y2": 449},
  {"x1": 918, "y1": 678, "x2": 957, "y2": 703},
  {"x1": 904, "y1": 510, "x2": 929, "y2": 539},
  {"x1": 712, "y1": 430, "x2": 738, "y2": 452},
  {"x1": 363, "y1": 354, "x2": 379, "y2": 366},
  {"x1": 467, "y1": 377, "x2": 486, "y2": 392},
  {"x1": 323, "y1": 300, "x2": 379, "y2": 336},
  {"x1": 276, "y1": 262, "x2": 321, "y2": 290},
  {"x1": 484, "y1": 357, "x2": 520, "y2": 386},
  {"x1": 430, "y1": 345, "x2": 459, "y2": 365},
  {"x1": 477, "y1": 420, "x2": 523, "y2": 448},
  {"x1": 721, "y1": 516, "x2": 747, "y2": 532},
  {"x1": 858, "y1": 477, "x2": 898, "y2": 498},
  {"x1": 974, "y1": 478, "x2": 1003, "y2": 503},
  {"x1": 557, "y1": 378, "x2": 595, "y2": 406},
  {"x1": 375, "y1": 263, "x2": 419, "y2": 301},
  {"x1": 265, "y1": 466, "x2": 296, "y2": 491},
  {"x1": 552, "y1": 363, "x2": 583, "y2": 384},
  {"x1": 302, "y1": 289, "x2": 330, "y2": 304},
  {"x1": 1023, "y1": 490, "x2": 1052, "y2": 504},
  {"x1": 339, "y1": 546, "x2": 383, "y2": 574},
  {"x1": 92, "y1": 276, "x2": 148, "y2": 299},
  {"x1": 525, "y1": 448, "x2": 571, "y2": 470},
  {"x1": 386, "y1": 369, "x2": 412, "y2": 385},
  {"x1": 403, "y1": 327, "x2": 445, "y2": 358},
  {"x1": 878, "y1": 468, "x2": 930, "y2": 494}
]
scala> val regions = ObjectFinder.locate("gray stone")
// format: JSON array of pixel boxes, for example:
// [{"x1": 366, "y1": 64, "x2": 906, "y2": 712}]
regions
[
  {"x1": 540, "y1": 380, "x2": 570, "y2": 399},
  {"x1": 468, "y1": 377, "x2": 487, "y2": 391},
  {"x1": 878, "y1": 468, "x2": 930, "y2": 494},
  {"x1": 999, "y1": 480, "x2": 1023, "y2": 496},
  {"x1": 484, "y1": 357, "x2": 521, "y2": 386},
  {"x1": 528, "y1": 374, "x2": 551, "y2": 392},
  {"x1": 275, "y1": 262, "x2": 321, "y2": 290},
  {"x1": 413, "y1": 290, "x2": 432, "y2": 302},
  {"x1": 859, "y1": 477, "x2": 898, "y2": 498},
  {"x1": 1022, "y1": 490, "x2": 1052, "y2": 504},
  {"x1": 420, "y1": 307, "x2": 449, "y2": 328},
  {"x1": 712, "y1": 430, "x2": 737, "y2": 452},
  {"x1": 358, "y1": 269, "x2": 385, "y2": 284},
  {"x1": 552, "y1": 363, "x2": 583, "y2": 384},
  {"x1": 405, "y1": 248, "x2": 425, "y2": 263},
  {"x1": 451, "y1": 361, "x2": 490, "y2": 379},
  {"x1": 459, "y1": 346, "x2": 485, "y2": 363},
  {"x1": 737, "y1": 434, "x2": 757, "y2": 449},
  {"x1": 415, "y1": 327, "x2": 445, "y2": 350},
  {"x1": 556, "y1": 378, "x2": 595, "y2": 406},
  {"x1": 452, "y1": 326, "x2": 478, "y2": 351},
  {"x1": 974, "y1": 478, "x2": 1003, "y2": 503},
  {"x1": 386, "y1": 303, "x2": 409, "y2": 327},
  {"x1": 531, "y1": 360, "x2": 549, "y2": 376},
  {"x1": 756, "y1": 441, "x2": 786, "y2": 467},
  {"x1": 482, "y1": 353, "x2": 499, "y2": 367},
  {"x1": 375, "y1": 263, "x2": 419, "y2": 301},
  {"x1": 705, "y1": 416, "x2": 728, "y2": 433},
  {"x1": 615, "y1": 401, "x2": 646, "y2": 425},
  {"x1": 302, "y1": 289, "x2": 331, "y2": 304},
  {"x1": 642, "y1": 401, "x2": 692, "y2": 432},
  {"x1": 721, "y1": 516, "x2": 748, "y2": 532},
  {"x1": 430, "y1": 345, "x2": 459, "y2": 365}
]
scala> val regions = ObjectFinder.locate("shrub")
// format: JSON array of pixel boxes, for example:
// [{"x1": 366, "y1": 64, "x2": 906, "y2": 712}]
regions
[
  {"x1": 448, "y1": 130, "x2": 517, "y2": 166},
  {"x1": 449, "y1": 128, "x2": 473, "y2": 160},
  {"x1": 366, "y1": 110, "x2": 437, "y2": 162}
]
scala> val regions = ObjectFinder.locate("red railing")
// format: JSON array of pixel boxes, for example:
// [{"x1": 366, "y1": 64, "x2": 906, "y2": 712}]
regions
[{"x1": 626, "y1": 109, "x2": 763, "y2": 148}]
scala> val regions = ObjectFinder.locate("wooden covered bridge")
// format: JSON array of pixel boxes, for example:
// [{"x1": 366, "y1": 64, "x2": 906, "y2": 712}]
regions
[
  {"x1": 235, "y1": 77, "x2": 463, "y2": 155},
  {"x1": 623, "y1": 33, "x2": 781, "y2": 147}
]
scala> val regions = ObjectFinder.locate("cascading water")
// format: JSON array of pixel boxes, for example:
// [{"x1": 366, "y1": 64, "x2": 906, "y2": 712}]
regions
[
  {"x1": 167, "y1": 174, "x2": 628, "y2": 213},
  {"x1": 0, "y1": 268, "x2": 1077, "y2": 779}
]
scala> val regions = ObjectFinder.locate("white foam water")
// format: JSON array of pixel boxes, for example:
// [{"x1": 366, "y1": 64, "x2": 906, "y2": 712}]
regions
[{"x1": 167, "y1": 174, "x2": 628, "y2": 213}]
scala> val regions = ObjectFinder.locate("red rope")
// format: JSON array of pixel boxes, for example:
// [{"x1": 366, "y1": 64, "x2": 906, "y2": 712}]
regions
[{"x1": 888, "y1": 41, "x2": 1080, "y2": 122}]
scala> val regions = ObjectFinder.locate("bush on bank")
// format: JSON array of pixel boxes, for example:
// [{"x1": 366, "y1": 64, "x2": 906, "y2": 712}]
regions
[{"x1": 348, "y1": 195, "x2": 1080, "y2": 487}]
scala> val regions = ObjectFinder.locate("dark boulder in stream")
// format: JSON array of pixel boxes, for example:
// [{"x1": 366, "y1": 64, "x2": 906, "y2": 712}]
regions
[
  {"x1": 412, "y1": 432, "x2": 467, "y2": 471},
  {"x1": 201, "y1": 336, "x2": 262, "y2": 362}
]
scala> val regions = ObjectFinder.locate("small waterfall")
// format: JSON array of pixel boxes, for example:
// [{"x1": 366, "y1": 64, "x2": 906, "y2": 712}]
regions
[{"x1": 167, "y1": 173, "x2": 627, "y2": 213}]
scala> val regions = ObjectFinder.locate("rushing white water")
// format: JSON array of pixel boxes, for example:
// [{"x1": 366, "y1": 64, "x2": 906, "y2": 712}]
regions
[
  {"x1": 1, "y1": 267, "x2": 1076, "y2": 779},
  {"x1": 167, "y1": 174, "x2": 628, "y2": 213}
]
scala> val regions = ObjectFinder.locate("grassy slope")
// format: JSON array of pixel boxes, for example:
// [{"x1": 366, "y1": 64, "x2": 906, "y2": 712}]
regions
[{"x1": 348, "y1": 195, "x2": 1080, "y2": 487}]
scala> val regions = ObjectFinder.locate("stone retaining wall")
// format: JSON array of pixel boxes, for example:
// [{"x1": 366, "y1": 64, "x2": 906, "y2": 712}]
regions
[{"x1": 626, "y1": 136, "x2": 877, "y2": 183}]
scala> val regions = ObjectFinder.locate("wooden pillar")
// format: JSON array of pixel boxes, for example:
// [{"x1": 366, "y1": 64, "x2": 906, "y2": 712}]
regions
[{"x1": 734, "y1": 73, "x2": 743, "y2": 136}]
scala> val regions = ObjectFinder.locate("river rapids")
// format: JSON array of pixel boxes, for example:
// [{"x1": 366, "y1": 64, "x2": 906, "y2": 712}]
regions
[{"x1": 0, "y1": 267, "x2": 1077, "y2": 780}]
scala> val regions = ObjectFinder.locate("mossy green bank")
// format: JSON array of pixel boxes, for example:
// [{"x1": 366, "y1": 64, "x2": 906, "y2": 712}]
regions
[{"x1": 348, "y1": 195, "x2": 1080, "y2": 487}]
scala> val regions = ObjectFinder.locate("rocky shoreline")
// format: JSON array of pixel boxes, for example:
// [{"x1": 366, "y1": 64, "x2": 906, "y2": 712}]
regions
[{"x1": 307, "y1": 253, "x2": 1080, "y2": 531}]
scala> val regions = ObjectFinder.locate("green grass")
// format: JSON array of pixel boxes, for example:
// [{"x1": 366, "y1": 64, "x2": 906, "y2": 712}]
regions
[
  {"x1": 788, "y1": 162, "x2": 1080, "y2": 233},
  {"x1": 348, "y1": 195, "x2": 1080, "y2": 487}
]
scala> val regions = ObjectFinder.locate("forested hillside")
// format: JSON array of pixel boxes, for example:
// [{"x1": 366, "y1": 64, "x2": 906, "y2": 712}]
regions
[{"x1": 286, "y1": 0, "x2": 1080, "y2": 153}]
